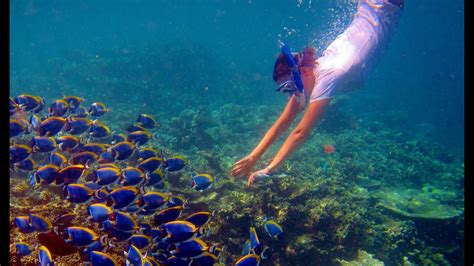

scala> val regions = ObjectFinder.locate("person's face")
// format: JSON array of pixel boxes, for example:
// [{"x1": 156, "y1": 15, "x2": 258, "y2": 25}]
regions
[{"x1": 274, "y1": 46, "x2": 317, "y2": 97}]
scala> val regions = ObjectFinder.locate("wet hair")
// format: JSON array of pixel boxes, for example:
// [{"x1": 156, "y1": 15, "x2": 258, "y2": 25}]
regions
[
  {"x1": 272, "y1": 46, "x2": 317, "y2": 84},
  {"x1": 272, "y1": 53, "x2": 293, "y2": 84}
]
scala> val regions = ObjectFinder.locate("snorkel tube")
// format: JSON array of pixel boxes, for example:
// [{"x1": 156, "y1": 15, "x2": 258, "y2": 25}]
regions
[
  {"x1": 280, "y1": 43, "x2": 304, "y2": 95},
  {"x1": 279, "y1": 42, "x2": 306, "y2": 107}
]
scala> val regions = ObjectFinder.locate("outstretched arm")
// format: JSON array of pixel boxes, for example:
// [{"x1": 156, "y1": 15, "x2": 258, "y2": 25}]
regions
[
  {"x1": 247, "y1": 98, "x2": 331, "y2": 186},
  {"x1": 231, "y1": 95, "x2": 303, "y2": 177}
]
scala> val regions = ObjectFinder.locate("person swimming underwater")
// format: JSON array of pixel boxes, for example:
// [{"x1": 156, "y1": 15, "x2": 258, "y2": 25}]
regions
[{"x1": 231, "y1": 0, "x2": 404, "y2": 186}]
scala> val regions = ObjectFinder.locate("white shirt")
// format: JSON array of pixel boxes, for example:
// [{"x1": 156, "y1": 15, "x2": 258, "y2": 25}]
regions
[{"x1": 309, "y1": 0, "x2": 403, "y2": 103}]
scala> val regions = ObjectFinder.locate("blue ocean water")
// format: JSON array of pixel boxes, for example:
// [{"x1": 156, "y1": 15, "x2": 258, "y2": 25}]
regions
[
  {"x1": 10, "y1": 0, "x2": 464, "y2": 158},
  {"x1": 10, "y1": 0, "x2": 464, "y2": 265}
]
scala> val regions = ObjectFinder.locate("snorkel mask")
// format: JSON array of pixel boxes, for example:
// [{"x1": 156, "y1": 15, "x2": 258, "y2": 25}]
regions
[{"x1": 274, "y1": 43, "x2": 307, "y2": 107}]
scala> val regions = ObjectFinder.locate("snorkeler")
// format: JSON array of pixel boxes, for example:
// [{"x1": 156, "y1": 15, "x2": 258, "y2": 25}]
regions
[{"x1": 231, "y1": 0, "x2": 404, "y2": 186}]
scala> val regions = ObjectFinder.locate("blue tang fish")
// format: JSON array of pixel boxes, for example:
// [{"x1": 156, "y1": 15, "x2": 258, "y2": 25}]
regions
[
  {"x1": 164, "y1": 256, "x2": 191, "y2": 266},
  {"x1": 167, "y1": 195, "x2": 188, "y2": 208},
  {"x1": 191, "y1": 173, "x2": 217, "y2": 192},
  {"x1": 163, "y1": 221, "x2": 201, "y2": 244},
  {"x1": 89, "y1": 120, "x2": 111, "y2": 138},
  {"x1": 90, "y1": 251, "x2": 118, "y2": 266},
  {"x1": 55, "y1": 164, "x2": 88, "y2": 186},
  {"x1": 137, "y1": 157, "x2": 163, "y2": 173},
  {"x1": 29, "y1": 213, "x2": 52, "y2": 233},
  {"x1": 171, "y1": 238, "x2": 211, "y2": 258},
  {"x1": 62, "y1": 95, "x2": 85, "y2": 110},
  {"x1": 143, "y1": 257, "x2": 161, "y2": 266},
  {"x1": 33, "y1": 164, "x2": 60, "y2": 185},
  {"x1": 70, "y1": 105, "x2": 89, "y2": 118},
  {"x1": 69, "y1": 151, "x2": 98, "y2": 165},
  {"x1": 145, "y1": 169, "x2": 166, "y2": 188},
  {"x1": 248, "y1": 226, "x2": 269, "y2": 259},
  {"x1": 136, "y1": 113, "x2": 157, "y2": 129},
  {"x1": 121, "y1": 166, "x2": 145, "y2": 186},
  {"x1": 136, "y1": 205, "x2": 159, "y2": 216},
  {"x1": 110, "y1": 141, "x2": 135, "y2": 160},
  {"x1": 14, "y1": 216, "x2": 34, "y2": 233},
  {"x1": 127, "y1": 130, "x2": 152, "y2": 146},
  {"x1": 114, "y1": 211, "x2": 139, "y2": 232},
  {"x1": 108, "y1": 186, "x2": 141, "y2": 209},
  {"x1": 10, "y1": 119, "x2": 28, "y2": 137},
  {"x1": 10, "y1": 144, "x2": 32, "y2": 163},
  {"x1": 14, "y1": 94, "x2": 44, "y2": 112},
  {"x1": 191, "y1": 252, "x2": 220, "y2": 266},
  {"x1": 249, "y1": 226, "x2": 262, "y2": 254},
  {"x1": 242, "y1": 239, "x2": 251, "y2": 255},
  {"x1": 235, "y1": 254, "x2": 261, "y2": 266},
  {"x1": 263, "y1": 219, "x2": 283, "y2": 240},
  {"x1": 66, "y1": 184, "x2": 94, "y2": 204},
  {"x1": 31, "y1": 136, "x2": 57, "y2": 153},
  {"x1": 39, "y1": 117, "x2": 67, "y2": 136},
  {"x1": 64, "y1": 117, "x2": 91, "y2": 135},
  {"x1": 80, "y1": 143, "x2": 108, "y2": 155},
  {"x1": 14, "y1": 242, "x2": 34, "y2": 256},
  {"x1": 38, "y1": 245, "x2": 54, "y2": 266},
  {"x1": 95, "y1": 167, "x2": 121, "y2": 186},
  {"x1": 29, "y1": 114, "x2": 42, "y2": 130},
  {"x1": 126, "y1": 123, "x2": 146, "y2": 133},
  {"x1": 111, "y1": 133, "x2": 126, "y2": 145},
  {"x1": 129, "y1": 234, "x2": 153, "y2": 249},
  {"x1": 138, "y1": 147, "x2": 157, "y2": 160},
  {"x1": 98, "y1": 150, "x2": 115, "y2": 164},
  {"x1": 153, "y1": 206, "x2": 183, "y2": 227},
  {"x1": 48, "y1": 99, "x2": 69, "y2": 117},
  {"x1": 49, "y1": 152, "x2": 68, "y2": 167},
  {"x1": 65, "y1": 226, "x2": 99, "y2": 247},
  {"x1": 141, "y1": 191, "x2": 169, "y2": 209},
  {"x1": 82, "y1": 240, "x2": 106, "y2": 255},
  {"x1": 13, "y1": 157, "x2": 37, "y2": 172},
  {"x1": 165, "y1": 156, "x2": 187, "y2": 172},
  {"x1": 184, "y1": 211, "x2": 213, "y2": 228},
  {"x1": 125, "y1": 244, "x2": 146, "y2": 266},
  {"x1": 88, "y1": 203, "x2": 113, "y2": 223},
  {"x1": 56, "y1": 136, "x2": 81, "y2": 152},
  {"x1": 89, "y1": 102, "x2": 108, "y2": 118}
]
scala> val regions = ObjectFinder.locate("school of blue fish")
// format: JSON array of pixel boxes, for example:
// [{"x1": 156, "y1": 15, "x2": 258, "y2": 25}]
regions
[{"x1": 10, "y1": 94, "x2": 284, "y2": 266}]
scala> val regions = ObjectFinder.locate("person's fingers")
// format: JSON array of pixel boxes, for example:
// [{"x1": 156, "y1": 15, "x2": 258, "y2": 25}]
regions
[
  {"x1": 232, "y1": 161, "x2": 250, "y2": 172},
  {"x1": 232, "y1": 160, "x2": 242, "y2": 168},
  {"x1": 231, "y1": 164, "x2": 244, "y2": 173},
  {"x1": 231, "y1": 170, "x2": 240, "y2": 177},
  {"x1": 235, "y1": 157, "x2": 248, "y2": 165},
  {"x1": 231, "y1": 163, "x2": 244, "y2": 173},
  {"x1": 231, "y1": 168, "x2": 244, "y2": 177},
  {"x1": 247, "y1": 173, "x2": 257, "y2": 186},
  {"x1": 232, "y1": 161, "x2": 246, "y2": 172}
]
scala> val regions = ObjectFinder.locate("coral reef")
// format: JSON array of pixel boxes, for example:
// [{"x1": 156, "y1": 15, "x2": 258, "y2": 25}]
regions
[
  {"x1": 157, "y1": 102, "x2": 464, "y2": 265},
  {"x1": 337, "y1": 249, "x2": 385, "y2": 266},
  {"x1": 10, "y1": 48, "x2": 464, "y2": 265}
]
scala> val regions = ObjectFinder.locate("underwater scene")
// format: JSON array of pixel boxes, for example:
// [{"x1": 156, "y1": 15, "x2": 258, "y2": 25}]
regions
[{"x1": 10, "y1": 0, "x2": 464, "y2": 265}]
